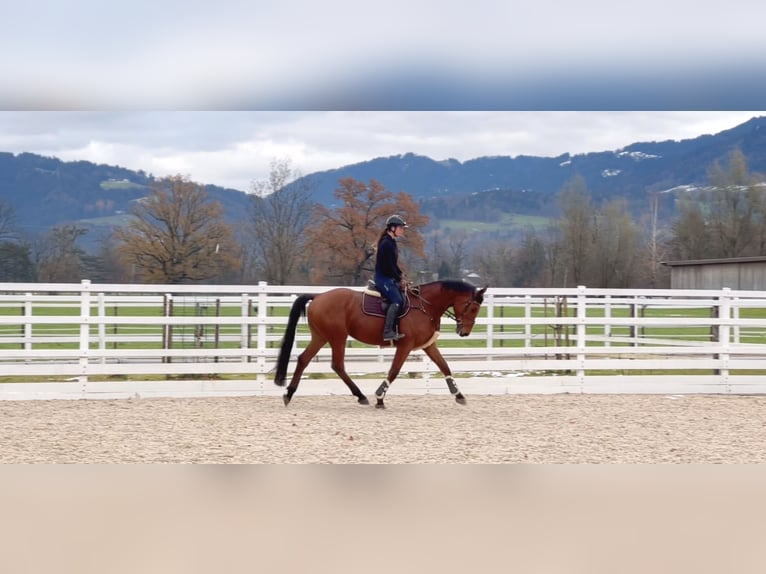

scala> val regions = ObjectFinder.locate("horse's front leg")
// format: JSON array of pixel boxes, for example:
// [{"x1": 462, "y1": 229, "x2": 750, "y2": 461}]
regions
[
  {"x1": 422, "y1": 344, "x2": 466, "y2": 405},
  {"x1": 375, "y1": 345, "x2": 411, "y2": 409}
]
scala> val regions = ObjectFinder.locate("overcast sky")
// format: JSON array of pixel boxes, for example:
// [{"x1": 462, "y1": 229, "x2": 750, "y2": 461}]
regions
[
  {"x1": 2, "y1": 3, "x2": 766, "y2": 191},
  {"x1": 0, "y1": 112, "x2": 763, "y2": 192},
  {"x1": 4, "y1": 1, "x2": 766, "y2": 110}
]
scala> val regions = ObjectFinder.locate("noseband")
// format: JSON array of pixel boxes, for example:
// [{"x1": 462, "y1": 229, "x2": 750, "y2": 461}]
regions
[{"x1": 445, "y1": 294, "x2": 481, "y2": 328}]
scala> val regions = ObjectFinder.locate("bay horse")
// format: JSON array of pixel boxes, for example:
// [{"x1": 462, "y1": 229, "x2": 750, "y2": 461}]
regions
[{"x1": 274, "y1": 280, "x2": 488, "y2": 408}]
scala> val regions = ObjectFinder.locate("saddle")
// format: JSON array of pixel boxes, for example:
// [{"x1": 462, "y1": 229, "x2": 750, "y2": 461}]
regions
[{"x1": 362, "y1": 280, "x2": 411, "y2": 318}]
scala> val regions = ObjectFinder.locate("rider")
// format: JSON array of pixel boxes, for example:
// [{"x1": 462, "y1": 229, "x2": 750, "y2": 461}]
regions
[{"x1": 374, "y1": 214, "x2": 408, "y2": 341}]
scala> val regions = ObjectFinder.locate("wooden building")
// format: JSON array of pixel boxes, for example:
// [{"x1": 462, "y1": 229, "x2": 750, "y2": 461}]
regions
[{"x1": 662, "y1": 256, "x2": 766, "y2": 290}]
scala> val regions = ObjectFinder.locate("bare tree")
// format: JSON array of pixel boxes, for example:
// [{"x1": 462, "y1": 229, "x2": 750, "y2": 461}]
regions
[
  {"x1": 35, "y1": 225, "x2": 89, "y2": 282},
  {"x1": 706, "y1": 148, "x2": 758, "y2": 257},
  {"x1": 0, "y1": 199, "x2": 17, "y2": 241},
  {"x1": 589, "y1": 198, "x2": 637, "y2": 287},
  {"x1": 114, "y1": 175, "x2": 240, "y2": 283},
  {"x1": 0, "y1": 200, "x2": 34, "y2": 281},
  {"x1": 640, "y1": 191, "x2": 669, "y2": 287},
  {"x1": 427, "y1": 230, "x2": 449, "y2": 277},
  {"x1": 542, "y1": 228, "x2": 567, "y2": 287},
  {"x1": 511, "y1": 231, "x2": 547, "y2": 287},
  {"x1": 247, "y1": 159, "x2": 313, "y2": 284},
  {"x1": 669, "y1": 149, "x2": 763, "y2": 260},
  {"x1": 0, "y1": 241, "x2": 35, "y2": 282},
  {"x1": 88, "y1": 232, "x2": 133, "y2": 283},
  {"x1": 670, "y1": 195, "x2": 712, "y2": 260},
  {"x1": 472, "y1": 239, "x2": 516, "y2": 287},
  {"x1": 556, "y1": 175, "x2": 593, "y2": 286},
  {"x1": 447, "y1": 231, "x2": 469, "y2": 279}
]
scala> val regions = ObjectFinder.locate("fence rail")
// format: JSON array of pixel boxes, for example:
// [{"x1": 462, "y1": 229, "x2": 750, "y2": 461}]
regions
[{"x1": 2, "y1": 280, "x2": 766, "y2": 399}]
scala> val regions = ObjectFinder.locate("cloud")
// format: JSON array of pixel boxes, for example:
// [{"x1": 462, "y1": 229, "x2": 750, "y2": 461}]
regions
[
  {"x1": 3, "y1": 1, "x2": 766, "y2": 110},
  {"x1": 0, "y1": 111, "x2": 763, "y2": 191},
  {"x1": 2, "y1": 0, "x2": 766, "y2": 190}
]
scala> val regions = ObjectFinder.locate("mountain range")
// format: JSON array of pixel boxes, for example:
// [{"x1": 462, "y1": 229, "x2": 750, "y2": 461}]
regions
[
  {"x1": 292, "y1": 116, "x2": 766, "y2": 220},
  {"x1": 2, "y1": 116, "x2": 766, "y2": 244},
  {"x1": 0, "y1": 152, "x2": 252, "y2": 236}
]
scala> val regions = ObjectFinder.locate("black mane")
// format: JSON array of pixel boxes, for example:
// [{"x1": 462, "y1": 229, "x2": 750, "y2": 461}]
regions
[
  {"x1": 437, "y1": 279, "x2": 476, "y2": 293},
  {"x1": 419, "y1": 279, "x2": 483, "y2": 303}
]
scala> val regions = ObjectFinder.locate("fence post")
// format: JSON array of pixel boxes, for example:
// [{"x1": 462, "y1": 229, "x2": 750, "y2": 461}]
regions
[
  {"x1": 256, "y1": 282, "x2": 268, "y2": 385},
  {"x1": 604, "y1": 295, "x2": 612, "y2": 348},
  {"x1": 486, "y1": 292, "x2": 494, "y2": 350},
  {"x1": 577, "y1": 285, "x2": 587, "y2": 389},
  {"x1": 718, "y1": 288, "x2": 731, "y2": 391},
  {"x1": 97, "y1": 291, "x2": 106, "y2": 364},
  {"x1": 524, "y1": 295, "x2": 532, "y2": 348},
  {"x1": 241, "y1": 293, "x2": 251, "y2": 363},
  {"x1": 214, "y1": 298, "x2": 221, "y2": 362},
  {"x1": 163, "y1": 294, "x2": 173, "y2": 364},
  {"x1": 24, "y1": 292, "x2": 32, "y2": 354},
  {"x1": 79, "y1": 279, "x2": 92, "y2": 386},
  {"x1": 112, "y1": 302, "x2": 118, "y2": 350},
  {"x1": 554, "y1": 297, "x2": 570, "y2": 361},
  {"x1": 630, "y1": 298, "x2": 638, "y2": 347}
]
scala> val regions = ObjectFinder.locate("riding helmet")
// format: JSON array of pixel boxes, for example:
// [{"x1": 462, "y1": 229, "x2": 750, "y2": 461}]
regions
[{"x1": 386, "y1": 214, "x2": 408, "y2": 228}]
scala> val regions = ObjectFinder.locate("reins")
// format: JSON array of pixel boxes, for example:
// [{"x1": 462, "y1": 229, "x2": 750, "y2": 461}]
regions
[
  {"x1": 405, "y1": 285, "x2": 434, "y2": 319},
  {"x1": 406, "y1": 284, "x2": 476, "y2": 324}
]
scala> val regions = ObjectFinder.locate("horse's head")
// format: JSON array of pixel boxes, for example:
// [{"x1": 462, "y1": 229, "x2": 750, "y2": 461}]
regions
[{"x1": 453, "y1": 285, "x2": 488, "y2": 337}]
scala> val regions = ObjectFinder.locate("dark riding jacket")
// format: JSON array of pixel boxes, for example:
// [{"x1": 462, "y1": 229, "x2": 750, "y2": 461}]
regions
[
  {"x1": 375, "y1": 234, "x2": 402, "y2": 282},
  {"x1": 374, "y1": 233, "x2": 404, "y2": 306}
]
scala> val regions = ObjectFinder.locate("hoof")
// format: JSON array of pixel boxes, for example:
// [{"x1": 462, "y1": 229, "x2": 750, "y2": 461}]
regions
[
  {"x1": 358, "y1": 396, "x2": 370, "y2": 406},
  {"x1": 375, "y1": 399, "x2": 386, "y2": 409},
  {"x1": 455, "y1": 394, "x2": 466, "y2": 406},
  {"x1": 283, "y1": 394, "x2": 291, "y2": 407}
]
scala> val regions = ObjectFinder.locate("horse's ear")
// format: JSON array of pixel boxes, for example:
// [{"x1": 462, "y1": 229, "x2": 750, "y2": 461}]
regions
[{"x1": 479, "y1": 285, "x2": 488, "y2": 295}]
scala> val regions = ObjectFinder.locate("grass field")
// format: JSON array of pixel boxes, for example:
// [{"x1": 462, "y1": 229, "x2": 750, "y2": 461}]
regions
[
  {"x1": 99, "y1": 180, "x2": 147, "y2": 190},
  {"x1": 4, "y1": 300, "x2": 765, "y2": 351},
  {"x1": 436, "y1": 213, "x2": 551, "y2": 233},
  {"x1": 76, "y1": 213, "x2": 135, "y2": 226}
]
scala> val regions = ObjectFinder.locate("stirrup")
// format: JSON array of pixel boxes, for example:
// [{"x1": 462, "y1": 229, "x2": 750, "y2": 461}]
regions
[{"x1": 383, "y1": 331, "x2": 405, "y2": 342}]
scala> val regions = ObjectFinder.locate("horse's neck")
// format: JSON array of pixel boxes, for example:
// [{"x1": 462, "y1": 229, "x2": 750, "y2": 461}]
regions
[{"x1": 421, "y1": 285, "x2": 456, "y2": 315}]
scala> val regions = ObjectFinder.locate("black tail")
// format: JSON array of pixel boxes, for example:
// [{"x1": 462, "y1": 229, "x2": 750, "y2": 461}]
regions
[{"x1": 274, "y1": 294, "x2": 315, "y2": 386}]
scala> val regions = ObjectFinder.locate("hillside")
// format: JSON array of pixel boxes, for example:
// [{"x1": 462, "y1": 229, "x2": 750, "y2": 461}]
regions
[
  {"x1": 2, "y1": 116, "x2": 766, "y2": 243},
  {"x1": 0, "y1": 152, "x2": 251, "y2": 238},
  {"x1": 292, "y1": 116, "x2": 766, "y2": 217}
]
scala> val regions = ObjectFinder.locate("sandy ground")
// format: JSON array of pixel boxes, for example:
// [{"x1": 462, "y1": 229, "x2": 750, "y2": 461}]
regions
[{"x1": 1, "y1": 393, "x2": 766, "y2": 463}]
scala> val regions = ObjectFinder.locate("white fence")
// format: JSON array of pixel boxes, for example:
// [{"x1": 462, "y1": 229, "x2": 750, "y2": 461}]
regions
[{"x1": 2, "y1": 280, "x2": 766, "y2": 399}]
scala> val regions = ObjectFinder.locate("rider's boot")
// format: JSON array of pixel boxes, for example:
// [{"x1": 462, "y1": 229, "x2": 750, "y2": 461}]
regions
[{"x1": 383, "y1": 303, "x2": 405, "y2": 341}]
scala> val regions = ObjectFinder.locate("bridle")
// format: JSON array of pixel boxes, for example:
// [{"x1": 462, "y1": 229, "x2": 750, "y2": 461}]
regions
[
  {"x1": 448, "y1": 295, "x2": 481, "y2": 330},
  {"x1": 412, "y1": 286, "x2": 480, "y2": 328}
]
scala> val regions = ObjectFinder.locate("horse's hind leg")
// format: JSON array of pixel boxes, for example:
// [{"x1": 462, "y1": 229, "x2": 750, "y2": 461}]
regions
[
  {"x1": 329, "y1": 339, "x2": 369, "y2": 405},
  {"x1": 423, "y1": 344, "x2": 466, "y2": 405},
  {"x1": 284, "y1": 337, "x2": 325, "y2": 406}
]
